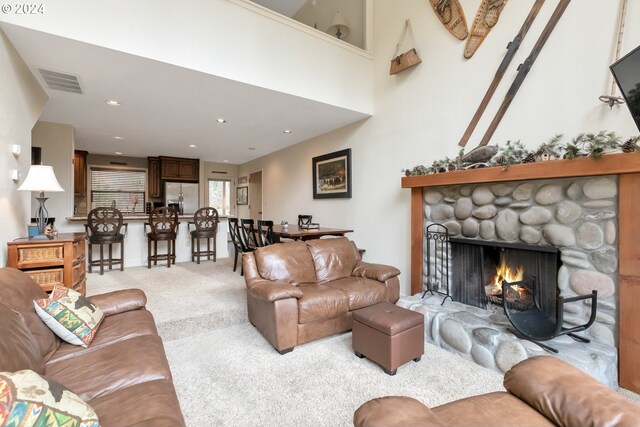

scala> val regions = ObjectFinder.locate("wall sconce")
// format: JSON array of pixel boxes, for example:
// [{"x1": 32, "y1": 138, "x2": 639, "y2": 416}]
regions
[
  {"x1": 328, "y1": 10, "x2": 350, "y2": 40},
  {"x1": 11, "y1": 170, "x2": 20, "y2": 182},
  {"x1": 11, "y1": 144, "x2": 21, "y2": 157}
]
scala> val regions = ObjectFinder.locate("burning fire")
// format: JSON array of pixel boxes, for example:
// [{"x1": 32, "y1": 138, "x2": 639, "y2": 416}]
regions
[{"x1": 485, "y1": 257, "x2": 526, "y2": 297}]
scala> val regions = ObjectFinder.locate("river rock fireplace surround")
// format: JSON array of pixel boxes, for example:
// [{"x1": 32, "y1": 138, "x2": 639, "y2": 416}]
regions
[{"x1": 399, "y1": 153, "x2": 640, "y2": 391}]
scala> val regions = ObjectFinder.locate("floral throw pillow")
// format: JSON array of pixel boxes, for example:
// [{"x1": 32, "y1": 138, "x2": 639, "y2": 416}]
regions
[
  {"x1": 0, "y1": 370, "x2": 99, "y2": 427},
  {"x1": 33, "y1": 286, "x2": 104, "y2": 348}
]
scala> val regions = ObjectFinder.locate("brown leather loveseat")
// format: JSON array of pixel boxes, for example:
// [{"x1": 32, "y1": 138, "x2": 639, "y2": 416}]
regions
[
  {"x1": 243, "y1": 237, "x2": 400, "y2": 354},
  {"x1": 0, "y1": 267, "x2": 185, "y2": 427},
  {"x1": 354, "y1": 356, "x2": 640, "y2": 427}
]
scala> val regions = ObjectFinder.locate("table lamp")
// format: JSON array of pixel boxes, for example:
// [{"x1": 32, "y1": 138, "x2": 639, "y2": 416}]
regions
[
  {"x1": 18, "y1": 165, "x2": 64, "y2": 239},
  {"x1": 328, "y1": 10, "x2": 350, "y2": 40}
]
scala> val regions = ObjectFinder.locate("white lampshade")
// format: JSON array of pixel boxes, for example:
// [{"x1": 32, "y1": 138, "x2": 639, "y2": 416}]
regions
[
  {"x1": 18, "y1": 165, "x2": 64, "y2": 193},
  {"x1": 328, "y1": 10, "x2": 350, "y2": 40}
]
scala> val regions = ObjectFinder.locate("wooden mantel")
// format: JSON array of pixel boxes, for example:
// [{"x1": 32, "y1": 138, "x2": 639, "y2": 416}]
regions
[{"x1": 402, "y1": 152, "x2": 640, "y2": 392}]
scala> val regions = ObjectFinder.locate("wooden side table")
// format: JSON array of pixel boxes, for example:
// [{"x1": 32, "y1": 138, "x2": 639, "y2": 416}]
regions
[{"x1": 7, "y1": 232, "x2": 87, "y2": 296}]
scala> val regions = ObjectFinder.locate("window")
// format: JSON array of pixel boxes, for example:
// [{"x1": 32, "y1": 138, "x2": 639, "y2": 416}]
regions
[
  {"x1": 208, "y1": 179, "x2": 231, "y2": 216},
  {"x1": 90, "y1": 167, "x2": 146, "y2": 213}
]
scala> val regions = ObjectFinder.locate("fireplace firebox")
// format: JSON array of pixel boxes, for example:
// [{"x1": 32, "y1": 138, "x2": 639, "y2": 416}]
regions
[{"x1": 449, "y1": 238, "x2": 561, "y2": 319}]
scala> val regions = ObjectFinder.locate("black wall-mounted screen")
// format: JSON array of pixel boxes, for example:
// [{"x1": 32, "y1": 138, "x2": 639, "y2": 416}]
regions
[{"x1": 610, "y1": 44, "x2": 640, "y2": 132}]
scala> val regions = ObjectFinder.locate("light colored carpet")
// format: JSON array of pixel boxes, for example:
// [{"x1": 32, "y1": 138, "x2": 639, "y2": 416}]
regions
[{"x1": 86, "y1": 257, "x2": 640, "y2": 426}]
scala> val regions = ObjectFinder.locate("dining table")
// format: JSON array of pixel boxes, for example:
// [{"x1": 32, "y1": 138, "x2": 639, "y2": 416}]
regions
[{"x1": 272, "y1": 224, "x2": 354, "y2": 241}]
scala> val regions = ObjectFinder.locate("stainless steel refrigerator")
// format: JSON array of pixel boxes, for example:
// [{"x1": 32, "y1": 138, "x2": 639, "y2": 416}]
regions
[{"x1": 164, "y1": 182, "x2": 199, "y2": 215}]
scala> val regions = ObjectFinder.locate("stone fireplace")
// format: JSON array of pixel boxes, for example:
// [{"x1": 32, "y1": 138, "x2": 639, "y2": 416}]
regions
[{"x1": 400, "y1": 153, "x2": 640, "y2": 391}]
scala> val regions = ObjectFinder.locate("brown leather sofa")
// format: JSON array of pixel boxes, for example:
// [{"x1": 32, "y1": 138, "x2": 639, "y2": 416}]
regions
[
  {"x1": 354, "y1": 356, "x2": 640, "y2": 427},
  {"x1": 0, "y1": 267, "x2": 185, "y2": 427},
  {"x1": 243, "y1": 237, "x2": 401, "y2": 354}
]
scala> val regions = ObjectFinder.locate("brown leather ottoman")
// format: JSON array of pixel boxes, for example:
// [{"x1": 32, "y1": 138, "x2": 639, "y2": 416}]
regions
[{"x1": 352, "y1": 303, "x2": 424, "y2": 375}]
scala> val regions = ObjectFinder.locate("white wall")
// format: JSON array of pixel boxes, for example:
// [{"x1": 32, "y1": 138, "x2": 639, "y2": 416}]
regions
[
  {"x1": 239, "y1": 0, "x2": 640, "y2": 296},
  {"x1": 31, "y1": 122, "x2": 74, "y2": 227},
  {"x1": 0, "y1": 30, "x2": 48, "y2": 264},
  {"x1": 0, "y1": 0, "x2": 373, "y2": 115}
]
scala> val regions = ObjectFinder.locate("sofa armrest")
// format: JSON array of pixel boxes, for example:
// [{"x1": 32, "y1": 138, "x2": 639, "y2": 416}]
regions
[
  {"x1": 88, "y1": 289, "x2": 147, "y2": 317},
  {"x1": 354, "y1": 396, "x2": 445, "y2": 427},
  {"x1": 504, "y1": 356, "x2": 640, "y2": 427},
  {"x1": 352, "y1": 261, "x2": 400, "y2": 282},
  {"x1": 248, "y1": 281, "x2": 303, "y2": 302}
]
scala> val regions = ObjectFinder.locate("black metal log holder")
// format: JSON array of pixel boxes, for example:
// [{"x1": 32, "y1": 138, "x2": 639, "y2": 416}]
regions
[{"x1": 422, "y1": 223, "x2": 452, "y2": 305}]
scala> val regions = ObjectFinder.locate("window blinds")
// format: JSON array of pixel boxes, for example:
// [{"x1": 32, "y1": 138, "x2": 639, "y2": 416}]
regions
[{"x1": 91, "y1": 168, "x2": 146, "y2": 213}]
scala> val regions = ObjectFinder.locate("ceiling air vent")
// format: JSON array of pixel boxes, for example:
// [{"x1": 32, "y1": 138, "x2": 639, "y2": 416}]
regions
[{"x1": 38, "y1": 68, "x2": 83, "y2": 94}]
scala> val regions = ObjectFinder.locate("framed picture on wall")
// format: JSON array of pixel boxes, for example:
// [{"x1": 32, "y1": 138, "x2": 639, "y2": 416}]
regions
[
  {"x1": 236, "y1": 186, "x2": 248, "y2": 205},
  {"x1": 312, "y1": 148, "x2": 352, "y2": 199},
  {"x1": 238, "y1": 175, "x2": 248, "y2": 185}
]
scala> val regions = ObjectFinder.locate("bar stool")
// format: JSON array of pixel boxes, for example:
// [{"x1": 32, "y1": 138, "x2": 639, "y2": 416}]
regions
[
  {"x1": 85, "y1": 207, "x2": 127, "y2": 275},
  {"x1": 146, "y1": 207, "x2": 179, "y2": 268},
  {"x1": 189, "y1": 207, "x2": 219, "y2": 264}
]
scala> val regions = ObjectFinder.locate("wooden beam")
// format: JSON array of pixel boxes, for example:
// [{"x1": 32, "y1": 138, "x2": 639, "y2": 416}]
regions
[
  {"x1": 410, "y1": 187, "x2": 423, "y2": 295},
  {"x1": 619, "y1": 173, "x2": 640, "y2": 393},
  {"x1": 401, "y1": 152, "x2": 640, "y2": 188}
]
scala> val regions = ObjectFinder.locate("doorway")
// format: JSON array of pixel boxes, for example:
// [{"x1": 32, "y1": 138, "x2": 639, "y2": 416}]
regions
[{"x1": 249, "y1": 170, "x2": 262, "y2": 221}]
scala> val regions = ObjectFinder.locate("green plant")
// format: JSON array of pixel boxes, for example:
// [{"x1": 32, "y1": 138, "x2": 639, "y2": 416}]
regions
[{"x1": 490, "y1": 140, "x2": 531, "y2": 169}]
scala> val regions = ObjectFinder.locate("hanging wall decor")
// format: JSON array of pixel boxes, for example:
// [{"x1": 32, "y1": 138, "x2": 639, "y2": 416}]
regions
[
  {"x1": 428, "y1": 0, "x2": 509, "y2": 58},
  {"x1": 390, "y1": 19, "x2": 422, "y2": 75},
  {"x1": 428, "y1": 0, "x2": 468, "y2": 40},
  {"x1": 312, "y1": 149, "x2": 352, "y2": 199}
]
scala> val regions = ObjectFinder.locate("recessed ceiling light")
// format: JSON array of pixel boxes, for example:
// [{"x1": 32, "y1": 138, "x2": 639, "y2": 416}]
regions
[
  {"x1": 283, "y1": 129, "x2": 292, "y2": 134},
  {"x1": 113, "y1": 136, "x2": 124, "y2": 140},
  {"x1": 114, "y1": 151, "x2": 123, "y2": 155},
  {"x1": 216, "y1": 118, "x2": 226, "y2": 123},
  {"x1": 189, "y1": 144, "x2": 197, "y2": 148},
  {"x1": 223, "y1": 160, "x2": 229, "y2": 163},
  {"x1": 248, "y1": 147, "x2": 256, "y2": 151},
  {"x1": 105, "y1": 100, "x2": 121, "y2": 106}
]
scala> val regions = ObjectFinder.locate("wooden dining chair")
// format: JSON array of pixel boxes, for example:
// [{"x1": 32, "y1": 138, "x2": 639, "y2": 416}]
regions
[
  {"x1": 256, "y1": 220, "x2": 276, "y2": 247},
  {"x1": 228, "y1": 218, "x2": 255, "y2": 275},
  {"x1": 240, "y1": 219, "x2": 259, "y2": 250},
  {"x1": 298, "y1": 215, "x2": 313, "y2": 226}
]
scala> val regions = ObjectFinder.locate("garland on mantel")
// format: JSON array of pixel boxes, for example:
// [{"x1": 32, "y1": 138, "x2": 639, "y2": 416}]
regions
[{"x1": 403, "y1": 131, "x2": 640, "y2": 177}]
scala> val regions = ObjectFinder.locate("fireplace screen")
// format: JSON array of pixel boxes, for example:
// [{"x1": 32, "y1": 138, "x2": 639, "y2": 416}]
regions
[{"x1": 449, "y1": 238, "x2": 560, "y2": 318}]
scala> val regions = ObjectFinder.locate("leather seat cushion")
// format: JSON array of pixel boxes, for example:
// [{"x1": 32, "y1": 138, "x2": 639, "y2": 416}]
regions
[
  {"x1": 88, "y1": 379, "x2": 185, "y2": 427},
  {"x1": 254, "y1": 241, "x2": 317, "y2": 285},
  {"x1": 44, "y1": 335, "x2": 173, "y2": 401},
  {"x1": 326, "y1": 277, "x2": 387, "y2": 311},
  {"x1": 297, "y1": 284, "x2": 349, "y2": 324},
  {"x1": 147, "y1": 232, "x2": 177, "y2": 241},
  {"x1": 89, "y1": 234, "x2": 124, "y2": 244},
  {"x1": 306, "y1": 237, "x2": 360, "y2": 282},
  {"x1": 352, "y1": 302, "x2": 422, "y2": 335},
  {"x1": 432, "y1": 392, "x2": 554, "y2": 426},
  {"x1": 47, "y1": 309, "x2": 159, "y2": 364},
  {"x1": 0, "y1": 304, "x2": 43, "y2": 373},
  {"x1": 0, "y1": 268, "x2": 60, "y2": 361}
]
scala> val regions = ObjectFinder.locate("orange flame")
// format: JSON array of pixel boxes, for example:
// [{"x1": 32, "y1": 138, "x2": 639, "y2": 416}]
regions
[{"x1": 485, "y1": 257, "x2": 525, "y2": 296}]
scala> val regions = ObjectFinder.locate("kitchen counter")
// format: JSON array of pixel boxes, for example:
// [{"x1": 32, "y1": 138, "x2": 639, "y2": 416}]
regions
[
  {"x1": 59, "y1": 215, "x2": 230, "y2": 267},
  {"x1": 66, "y1": 215, "x2": 231, "y2": 222}
]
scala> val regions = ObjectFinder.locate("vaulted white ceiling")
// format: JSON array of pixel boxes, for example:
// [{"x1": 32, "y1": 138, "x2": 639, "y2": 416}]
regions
[{"x1": 1, "y1": 22, "x2": 369, "y2": 164}]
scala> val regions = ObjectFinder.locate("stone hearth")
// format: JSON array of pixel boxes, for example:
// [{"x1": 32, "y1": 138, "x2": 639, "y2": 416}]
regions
[
  {"x1": 410, "y1": 175, "x2": 620, "y2": 387},
  {"x1": 397, "y1": 294, "x2": 617, "y2": 388}
]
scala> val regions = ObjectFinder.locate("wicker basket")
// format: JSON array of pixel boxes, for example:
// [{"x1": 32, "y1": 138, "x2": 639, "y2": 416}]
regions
[
  {"x1": 19, "y1": 246, "x2": 63, "y2": 262},
  {"x1": 25, "y1": 268, "x2": 64, "y2": 288}
]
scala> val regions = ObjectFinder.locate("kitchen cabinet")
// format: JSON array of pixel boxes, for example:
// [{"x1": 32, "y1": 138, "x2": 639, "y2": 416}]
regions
[
  {"x1": 159, "y1": 156, "x2": 199, "y2": 182},
  {"x1": 7, "y1": 233, "x2": 87, "y2": 296},
  {"x1": 148, "y1": 157, "x2": 161, "y2": 198},
  {"x1": 73, "y1": 150, "x2": 88, "y2": 196}
]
